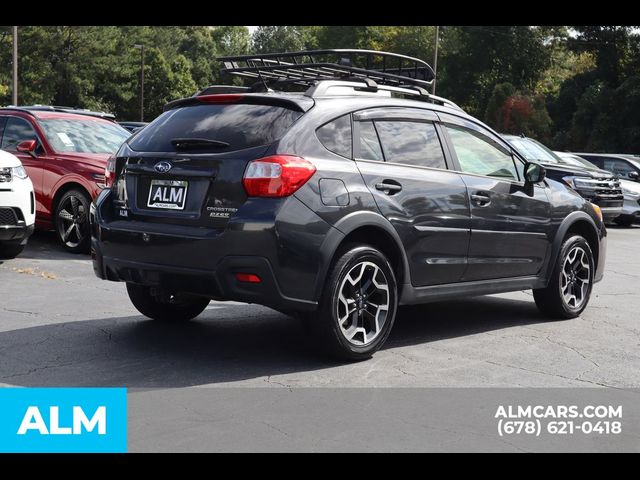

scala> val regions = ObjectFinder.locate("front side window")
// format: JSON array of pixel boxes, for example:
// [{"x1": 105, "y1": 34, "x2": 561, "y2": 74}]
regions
[
  {"x1": 447, "y1": 126, "x2": 519, "y2": 181},
  {"x1": 39, "y1": 118, "x2": 130, "y2": 154},
  {"x1": 375, "y1": 121, "x2": 446, "y2": 169},
  {"x1": 317, "y1": 114, "x2": 352, "y2": 158},
  {"x1": 1, "y1": 117, "x2": 39, "y2": 151}
]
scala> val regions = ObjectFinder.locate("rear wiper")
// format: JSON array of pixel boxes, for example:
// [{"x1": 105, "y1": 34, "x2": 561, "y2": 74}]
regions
[{"x1": 171, "y1": 138, "x2": 230, "y2": 149}]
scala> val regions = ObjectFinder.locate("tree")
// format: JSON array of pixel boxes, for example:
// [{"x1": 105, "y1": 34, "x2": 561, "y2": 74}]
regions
[
  {"x1": 212, "y1": 26, "x2": 251, "y2": 57},
  {"x1": 437, "y1": 26, "x2": 551, "y2": 118},
  {"x1": 252, "y1": 26, "x2": 308, "y2": 53},
  {"x1": 570, "y1": 26, "x2": 636, "y2": 87},
  {"x1": 484, "y1": 82, "x2": 552, "y2": 141}
]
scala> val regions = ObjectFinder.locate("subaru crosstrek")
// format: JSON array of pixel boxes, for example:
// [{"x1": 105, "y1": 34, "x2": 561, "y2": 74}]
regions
[{"x1": 91, "y1": 50, "x2": 606, "y2": 360}]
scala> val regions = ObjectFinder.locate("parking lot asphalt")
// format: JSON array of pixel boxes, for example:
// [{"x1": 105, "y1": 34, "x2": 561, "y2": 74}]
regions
[{"x1": 1, "y1": 227, "x2": 639, "y2": 389}]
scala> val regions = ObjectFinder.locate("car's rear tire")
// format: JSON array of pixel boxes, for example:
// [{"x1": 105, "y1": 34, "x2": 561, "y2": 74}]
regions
[
  {"x1": 55, "y1": 189, "x2": 92, "y2": 254},
  {"x1": 126, "y1": 283, "x2": 210, "y2": 322},
  {"x1": 310, "y1": 245, "x2": 398, "y2": 361},
  {"x1": 0, "y1": 243, "x2": 25, "y2": 259},
  {"x1": 533, "y1": 235, "x2": 594, "y2": 319}
]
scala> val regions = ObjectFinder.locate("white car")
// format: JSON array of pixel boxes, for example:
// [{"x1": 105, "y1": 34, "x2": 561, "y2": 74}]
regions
[
  {"x1": 615, "y1": 179, "x2": 640, "y2": 226},
  {"x1": 0, "y1": 149, "x2": 35, "y2": 258}
]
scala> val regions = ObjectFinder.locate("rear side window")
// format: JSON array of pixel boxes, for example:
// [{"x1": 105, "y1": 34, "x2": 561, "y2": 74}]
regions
[
  {"x1": 317, "y1": 115, "x2": 352, "y2": 158},
  {"x1": 128, "y1": 103, "x2": 303, "y2": 153},
  {"x1": 375, "y1": 121, "x2": 446, "y2": 169}
]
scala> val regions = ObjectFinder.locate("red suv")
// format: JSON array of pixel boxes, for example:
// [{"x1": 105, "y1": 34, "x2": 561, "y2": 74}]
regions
[{"x1": 0, "y1": 106, "x2": 130, "y2": 252}]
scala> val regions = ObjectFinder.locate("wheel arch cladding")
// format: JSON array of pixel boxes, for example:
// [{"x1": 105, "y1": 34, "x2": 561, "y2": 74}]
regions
[
  {"x1": 318, "y1": 222, "x2": 408, "y2": 303},
  {"x1": 550, "y1": 212, "x2": 600, "y2": 276},
  {"x1": 565, "y1": 220, "x2": 599, "y2": 270}
]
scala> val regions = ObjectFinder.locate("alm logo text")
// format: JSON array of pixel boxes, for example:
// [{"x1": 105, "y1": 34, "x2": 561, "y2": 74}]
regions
[
  {"x1": 0, "y1": 388, "x2": 126, "y2": 453},
  {"x1": 17, "y1": 406, "x2": 106, "y2": 435}
]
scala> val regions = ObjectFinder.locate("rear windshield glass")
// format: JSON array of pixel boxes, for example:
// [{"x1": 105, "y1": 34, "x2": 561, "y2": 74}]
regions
[{"x1": 128, "y1": 103, "x2": 303, "y2": 153}]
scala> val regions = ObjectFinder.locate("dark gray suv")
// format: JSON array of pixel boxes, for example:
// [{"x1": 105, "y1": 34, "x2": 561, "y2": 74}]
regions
[{"x1": 90, "y1": 50, "x2": 607, "y2": 360}]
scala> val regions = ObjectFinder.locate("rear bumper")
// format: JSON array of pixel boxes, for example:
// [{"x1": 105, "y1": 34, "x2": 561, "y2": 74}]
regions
[
  {"x1": 93, "y1": 244, "x2": 316, "y2": 311},
  {"x1": 90, "y1": 189, "x2": 328, "y2": 311}
]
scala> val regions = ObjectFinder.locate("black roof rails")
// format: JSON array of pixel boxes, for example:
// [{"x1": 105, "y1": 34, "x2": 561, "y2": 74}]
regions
[
  {"x1": 219, "y1": 49, "x2": 435, "y2": 90},
  {"x1": 3, "y1": 105, "x2": 116, "y2": 120}
]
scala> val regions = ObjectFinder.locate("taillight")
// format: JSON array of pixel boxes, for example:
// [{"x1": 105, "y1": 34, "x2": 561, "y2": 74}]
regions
[
  {"x1": 243, "y1": 155, "x2": 316, "y2": 198},
  {"x1": 105, "y1": 155, "x2": 116, "y2": 188}
]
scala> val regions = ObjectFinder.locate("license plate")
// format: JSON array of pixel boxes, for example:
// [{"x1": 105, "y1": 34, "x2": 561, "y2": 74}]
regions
[{"x1": 147, "y1": 180, "x2": 188, "y2": 210}]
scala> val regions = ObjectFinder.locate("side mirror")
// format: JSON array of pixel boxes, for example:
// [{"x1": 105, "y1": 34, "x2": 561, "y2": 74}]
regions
[
  {"x1": 628, "y1": 171, "x2": 639, "y2": 181},
  {"x1": 524, "y1": 162, "x2": 546, "y2": 184},
  {"x1": 16, "y1": 139, "x2": 38, "y2": 158}
]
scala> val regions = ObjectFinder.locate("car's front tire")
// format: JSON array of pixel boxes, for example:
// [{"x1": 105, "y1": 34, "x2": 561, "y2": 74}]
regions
[
  {"x1": 311, "y1": 245, "x2": 398, "y2": 361},
  {"x1": 0, "y1": 243, "x2": 25, "y2": 259},
  {"x1": 533, "y1": 235, "x2": 595, "y2": 319},
  {"x1": 55, "y1": 189, "x2": 92, "y2": 254},
  {"x1": 126, "y1": 283, "x2": 210, "y2": 322}
]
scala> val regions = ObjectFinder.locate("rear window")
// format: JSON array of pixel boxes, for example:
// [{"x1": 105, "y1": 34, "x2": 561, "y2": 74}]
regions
[
  {"x1": 316, "y1": 114, "x2": 352, "y2": 158},
  {"x1": 128, "y1": 103, "x2": 302, "y2": 153}
]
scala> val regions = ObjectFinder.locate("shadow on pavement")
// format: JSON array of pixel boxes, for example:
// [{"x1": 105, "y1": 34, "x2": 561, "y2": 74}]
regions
[
  {"x1": 0, "y1": 295, "x2": 548, "y2": 388},
  {"x1": 18, "y1": 230, "x2": 86, "y2": 261}
]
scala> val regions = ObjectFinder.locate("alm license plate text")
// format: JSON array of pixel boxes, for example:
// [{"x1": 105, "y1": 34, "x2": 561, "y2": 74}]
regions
[{"x1": 147, "y1": 180, "x2": 188, "y2": 210}]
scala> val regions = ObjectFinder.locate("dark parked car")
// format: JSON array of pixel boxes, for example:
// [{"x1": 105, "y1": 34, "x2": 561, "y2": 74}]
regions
[
  {"x1": 0, "y1": 105, "x2": 131, "y2": 252},
  {"x1": 574, "y1": 153, "x2": 640, "y2": 183},
  {"x1": 503, "y1": 135, "x2": 623, "y2": 223},
  {"x1": 91, "y1": 50, "x2": 606, "y2": 360}
]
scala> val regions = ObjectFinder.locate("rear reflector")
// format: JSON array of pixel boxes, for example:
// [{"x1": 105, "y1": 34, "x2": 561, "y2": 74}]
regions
[
  {"x1": 243, "y1": 155, "x2": 316, "y2": 198},
  {"x1": 235, "y1": 273, "x2": 262, "y2": 284}
]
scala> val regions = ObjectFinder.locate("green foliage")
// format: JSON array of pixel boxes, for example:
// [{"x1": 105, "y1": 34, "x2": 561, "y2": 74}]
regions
[
  {"x1": 252, "y1": 26, "x2": 308, "y2": 53},
  {"x1": 484, "y1": 82, "x2": 552, "y2": 141},
  {"x1": 437, "y1": 26, "x2": 552, "y2": 118},
  {"x1": 0, "y1": 25, "x2": 639, "y2": 153}
]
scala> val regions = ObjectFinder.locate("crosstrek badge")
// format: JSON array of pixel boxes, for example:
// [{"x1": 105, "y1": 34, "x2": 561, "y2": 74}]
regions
[{"x1": 0, "y1": 388, "x2": 127, "y2": 453}]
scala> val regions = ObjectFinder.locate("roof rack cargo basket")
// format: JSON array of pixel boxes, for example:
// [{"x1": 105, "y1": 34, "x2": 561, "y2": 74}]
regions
[{"x1": 219, "y1": 49, "x2": 435, "y2": 90}]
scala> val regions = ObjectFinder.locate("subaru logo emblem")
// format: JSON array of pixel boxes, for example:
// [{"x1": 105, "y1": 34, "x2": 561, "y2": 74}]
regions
[{"x1": 154, "y1": 161, "x2": 172, "y2": 174}]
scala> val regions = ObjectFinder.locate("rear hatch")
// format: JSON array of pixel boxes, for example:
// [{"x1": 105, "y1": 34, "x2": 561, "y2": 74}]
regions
[{"x1": 111, "y1": 96, "x2": 311, "y2": 229}]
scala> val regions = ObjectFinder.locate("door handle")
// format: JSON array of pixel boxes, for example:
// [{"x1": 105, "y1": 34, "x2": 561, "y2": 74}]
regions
[
  {"x1": 470, "y1": 192, "x2": 491, "y2": 207},
  {"x1": 375, "y1": 181, "x2": 402, "y2": 195}
]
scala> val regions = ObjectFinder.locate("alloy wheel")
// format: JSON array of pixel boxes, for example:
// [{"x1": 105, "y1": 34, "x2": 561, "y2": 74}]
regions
[
  {"x1": 560, "y1": 246, "x2": 591, "y2": 309},
  {"x1": 336, "y1": 261, "x2": 390, "y2": 346},
  {"x1": 57, "y1": 195, "x2": 87, "y2": 249}
]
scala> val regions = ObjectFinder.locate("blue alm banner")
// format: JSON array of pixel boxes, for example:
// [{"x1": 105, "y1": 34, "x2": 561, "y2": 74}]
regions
[{"x1": 0, "y1": 388, "x2": 127, "y2": 453}]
